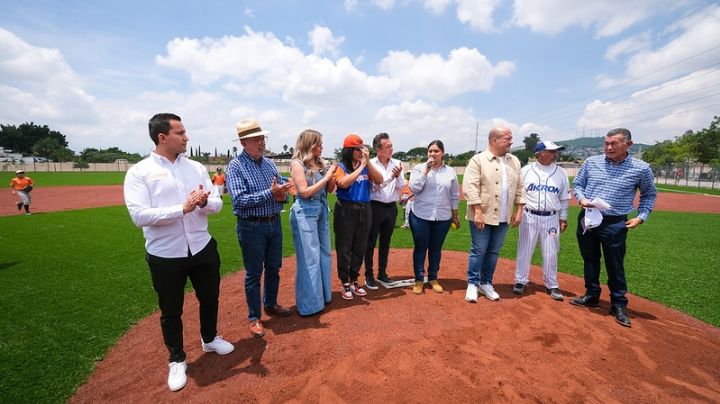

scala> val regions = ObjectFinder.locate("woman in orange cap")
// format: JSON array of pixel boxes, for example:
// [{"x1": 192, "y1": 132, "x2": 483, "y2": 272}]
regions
[{"x1": 333, "y1": 134, "x2": 382, "y2": 300}]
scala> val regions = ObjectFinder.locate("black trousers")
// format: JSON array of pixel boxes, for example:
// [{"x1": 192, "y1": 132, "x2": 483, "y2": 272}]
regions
[
  {"x1": 334, "y1": 199, "x2": 372, "y2": 284},
  {"x1": 146, "y1": 238, "x2": 221, "y2": 363},
  {"x1": 364, "y1": 201, "x2": 398, "y2": 278},
  {"x1": 576, "y1": 212, "x2": 629, "y2": 307}
]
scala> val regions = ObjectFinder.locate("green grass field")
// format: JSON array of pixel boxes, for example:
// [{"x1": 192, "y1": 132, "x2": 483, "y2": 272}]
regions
[{"x1": 0, "y1": 177, "x2": 718, "y2": 402}]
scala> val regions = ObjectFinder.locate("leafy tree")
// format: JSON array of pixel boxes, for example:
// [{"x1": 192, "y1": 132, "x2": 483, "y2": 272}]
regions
[
  {"x1": 523, "y1": 133, "x2": 540, "y2": 152},
  {"x1": 0, "y1": 122, "x2": 68, "y2": 155}
]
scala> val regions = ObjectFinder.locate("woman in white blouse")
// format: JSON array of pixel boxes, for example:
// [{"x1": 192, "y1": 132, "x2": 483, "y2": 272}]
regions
[{"x1": 408, "y1": 140, "x2": 460, "y2": 295}]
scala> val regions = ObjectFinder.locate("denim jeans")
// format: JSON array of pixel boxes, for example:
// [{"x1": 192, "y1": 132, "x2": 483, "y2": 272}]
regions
[
  {"x1": 467, "y1": 222, "x2": 509, "y2": 286},
  {"x1": 409, "y1": 211, "x2": 451, "y2": 281},
  {"x1": 576, "y1": 212, "x2": 629, "y2": 307},
  {"x1": 146, "y1": 238, "x2": 220, "y2": 363},
  {"x1": 290, "y1": 197, "x2": 332, "y2": 315},
  {"x1": 236, "y1": 217, "x2": 283, "y2": 321}
]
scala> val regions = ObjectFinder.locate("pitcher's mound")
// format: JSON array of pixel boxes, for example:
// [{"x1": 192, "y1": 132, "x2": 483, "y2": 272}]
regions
[{"x1": 72, "y1": 249, "x2": 720, "y2": 403}]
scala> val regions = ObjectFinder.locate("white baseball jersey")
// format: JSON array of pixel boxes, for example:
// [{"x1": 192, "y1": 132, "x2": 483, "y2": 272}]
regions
[{"x1": 515, "y1": 162, "x2": 570, "y2": 288}]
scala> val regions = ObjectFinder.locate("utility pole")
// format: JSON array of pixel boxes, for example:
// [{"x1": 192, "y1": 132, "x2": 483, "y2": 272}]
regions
[{"x1": 474, "y1": 121, "x2": 479, "y2": 154}]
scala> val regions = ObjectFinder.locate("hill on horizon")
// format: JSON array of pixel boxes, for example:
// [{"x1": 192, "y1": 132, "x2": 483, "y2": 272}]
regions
[{"x1": 556, "y1": 136, "x2": 651, "y2": 149}]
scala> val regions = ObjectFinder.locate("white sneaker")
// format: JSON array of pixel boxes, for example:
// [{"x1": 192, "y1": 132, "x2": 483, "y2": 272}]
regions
[
  {"x1": 478, "y1": 284, "x2": 500, "y2": 301},
  {"x1": 465, "y1": 284, "x2": 478, "y2": 303},
  {"x1": 167, "y1": 361, "x2": 187, "y2": 392},
  {"x1": 201, "y1": 336, "x2": 235, "y2": 355}
]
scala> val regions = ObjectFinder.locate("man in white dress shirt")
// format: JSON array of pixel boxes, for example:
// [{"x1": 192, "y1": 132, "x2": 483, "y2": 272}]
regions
[
  {"x1": 364, "y1": 132, "x2": 405, "y2": 289},
  {"x1": 124, "y1": 113, "x2": 234, "y2": 392}
]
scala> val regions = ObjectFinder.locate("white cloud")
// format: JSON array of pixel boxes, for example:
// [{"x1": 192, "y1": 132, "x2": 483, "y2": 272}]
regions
[
  {"x1": 456, "y1": 0, "x2": 502, "y2": 32},
  {"x1": 604, "y1": 31, "x2": 651, "y2": 61},
  {"x1": 0, "y1": 28, "x2": 79, "y2": 87},
  {"x1": 155, "y1": 27, "x2": 395, "y2": 107},
  {"x1": 512, "y1": 0, "x2": 682, "y2": 37},
  {"x1": 302, "y1": 110, "x2": 319, "y2": 125},
  {"x1": 372, "y1": 0, "x2": 396, "y2": 10},
  {"x1": 344, "y1": 0, "x2": 358, "y2": 12},
  {"x1": 374, "y1": 100, "x2": 484, "y2": 152},
  {"x1": 596, "y1": 5, "x2": 720, "y2": 88},
  {"x1": 423, "y1": 0, "x2": 453, "y2": 14},
  {"x1": 579, "y1": 69, "x2": 720, "y2": 144},
  {"x1": 0, "y1": 28, "x2": 97, "y2": 128},
  {"x1": 308, "y1": 25, "x2": 345, "y2": 58},
  {"x1": 243, "y1": 7, "x2": 255, "y2": 18},
  {"x1": 379, "y1": 47, "x2": 515, "y2": 100}
]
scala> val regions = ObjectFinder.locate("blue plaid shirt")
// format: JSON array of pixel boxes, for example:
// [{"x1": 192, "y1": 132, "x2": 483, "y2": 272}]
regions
[
  {"x1": 573, "y1": 154, "x2": 657, "y2": 221},
  {"x1": 226, "y1": 151, "x2": 287, "y2": 218}
]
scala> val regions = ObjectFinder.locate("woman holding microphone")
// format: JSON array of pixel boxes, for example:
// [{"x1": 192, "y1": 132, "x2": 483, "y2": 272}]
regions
[{"x1": 408, "y1": 140, "x2": 460, "y2": 294}]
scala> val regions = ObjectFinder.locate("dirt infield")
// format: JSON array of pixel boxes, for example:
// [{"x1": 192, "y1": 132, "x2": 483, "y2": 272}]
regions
[
  {"x1": 71, "y1": 250, "x2": 720, "y2": 403},
  {"x1": 1, "y1": 185, "x2": 719, "y2": 216},
  {"x1": 0, "y1": 185, "x2": 124, "y2": 216}
]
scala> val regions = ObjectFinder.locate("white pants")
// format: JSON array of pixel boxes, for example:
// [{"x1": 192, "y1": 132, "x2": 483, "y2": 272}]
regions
[
  {"x1": 17, "y1": 190, "x2": 31, "y2": 206},
  {"x1": 514, "y1": 209, "x2": 560, "y2": 289},
  {"x1": 214, "y1": 185, "x2": 225, "y2": 195},
  {"x1": 403, "y1": 200, "x2": 413, "y2": 226}
]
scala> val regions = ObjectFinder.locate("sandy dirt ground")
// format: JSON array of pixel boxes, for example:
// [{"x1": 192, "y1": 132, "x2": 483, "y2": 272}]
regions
[{"x1": 71, "y1": 250, "x2": 720, "y2": 403}]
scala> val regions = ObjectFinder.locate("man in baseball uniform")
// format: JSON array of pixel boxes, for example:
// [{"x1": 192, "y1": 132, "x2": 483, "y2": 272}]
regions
[{"x1": 512, "y1": 141, "x2": 570, "y2": 301}]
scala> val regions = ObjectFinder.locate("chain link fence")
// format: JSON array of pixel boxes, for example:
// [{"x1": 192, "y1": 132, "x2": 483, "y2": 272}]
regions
[{"x1": 653, "y1": 164, "x2": 720, "y2": 189}]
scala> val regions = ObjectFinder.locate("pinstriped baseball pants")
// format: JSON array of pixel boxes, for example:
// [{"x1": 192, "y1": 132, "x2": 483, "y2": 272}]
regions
[{"x1": 514, "y1": 210, "x2": 561, "y2": 288}]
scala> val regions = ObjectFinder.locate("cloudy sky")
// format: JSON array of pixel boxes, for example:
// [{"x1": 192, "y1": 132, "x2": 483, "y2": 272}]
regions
[{"x1": 1, "y1": 0, "x2": 719, "y2": 156}]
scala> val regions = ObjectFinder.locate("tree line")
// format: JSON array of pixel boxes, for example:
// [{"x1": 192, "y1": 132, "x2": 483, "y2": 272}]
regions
[
  {"x1": 3, "y1": 116, "x2": 718, "y2": 169},
  {"x1": 0, "y1": 122, "x2": 142, "y2": 166}
]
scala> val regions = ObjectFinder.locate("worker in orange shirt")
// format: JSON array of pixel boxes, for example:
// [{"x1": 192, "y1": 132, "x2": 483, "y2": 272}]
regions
[
  {"x1": 211, "y1": 167, "x2": 226, "y2": 195},
  {"x1": 10, "y1": 170, "x2": 34, "y2": 215},
  {"x1": 400, "y1": 171, "x2": 414, "y2": 229}
]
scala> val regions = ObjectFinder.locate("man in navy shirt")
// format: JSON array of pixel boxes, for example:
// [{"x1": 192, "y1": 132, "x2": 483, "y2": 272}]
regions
[
  {"x1": 570, "y1": 128, "x2": 657, "y2": 327},
  {"x1": 227, "y1": 119, "x2": 294, "y2": 338}
]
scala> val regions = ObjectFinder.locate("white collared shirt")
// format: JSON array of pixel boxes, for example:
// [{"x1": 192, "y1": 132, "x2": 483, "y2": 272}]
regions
[
  {"x1": 124, "y1": 152, "x2": 222, "y2": 258},
  {"x1": 370, "y1": 157, "x2": 406, "y2": 203}
]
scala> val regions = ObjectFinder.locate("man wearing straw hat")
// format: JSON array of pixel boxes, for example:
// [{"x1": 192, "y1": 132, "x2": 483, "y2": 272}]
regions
[{"x1": 227, "y1": 119, "x2": 294, "y2": 338}]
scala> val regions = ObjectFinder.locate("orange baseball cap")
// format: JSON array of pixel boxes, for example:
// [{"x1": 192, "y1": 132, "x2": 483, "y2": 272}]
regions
[{"x1": 343, "y1": 134, "x2": 364, "y2": 148}]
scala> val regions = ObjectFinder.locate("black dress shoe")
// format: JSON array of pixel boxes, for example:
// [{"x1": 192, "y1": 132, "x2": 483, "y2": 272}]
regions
[
  {"x1": 264, "y1": 304, "x2": 292, "y2": 317},
  {"x1": 609, "y1": 306, "x2": 632, "y2": 327},
  {"x1": 569, "y1": 294, "x2": 600, "y2": 307}
]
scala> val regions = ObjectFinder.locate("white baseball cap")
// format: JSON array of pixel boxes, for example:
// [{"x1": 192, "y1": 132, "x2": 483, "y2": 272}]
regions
[{"x1": 582, "y1": 208, "x2": 603, "y2": 234}]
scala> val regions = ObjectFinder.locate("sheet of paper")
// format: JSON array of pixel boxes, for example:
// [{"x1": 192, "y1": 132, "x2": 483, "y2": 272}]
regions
[{"x1": 589, "y1": 197, "x2": 611, "y2": 211}]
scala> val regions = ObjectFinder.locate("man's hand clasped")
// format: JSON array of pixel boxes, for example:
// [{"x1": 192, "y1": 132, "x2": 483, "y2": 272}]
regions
[
  {"x1": 270, "y1": 176, "x2": 293, "y2": 202},
  {"x1": 183, "y1": 185, "x2": 210, "y2": 214}
]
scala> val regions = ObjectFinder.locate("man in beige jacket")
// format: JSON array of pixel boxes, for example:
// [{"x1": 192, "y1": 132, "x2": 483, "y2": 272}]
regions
[{"x1": 462, "y1": 127, "x2": 524, "y2": 302}]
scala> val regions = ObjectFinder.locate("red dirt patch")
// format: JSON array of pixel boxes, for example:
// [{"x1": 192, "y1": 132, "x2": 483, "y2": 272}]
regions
[
  {"x1": 0, "y1": 185, "x2": 124, "y2": 216},
  {"x1": 71, "y1": 250, "x2": 720, "y2": 403}
]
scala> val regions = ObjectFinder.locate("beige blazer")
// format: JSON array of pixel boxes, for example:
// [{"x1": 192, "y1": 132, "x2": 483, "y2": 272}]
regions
[{"x1": 462, "y1": 150, "x2": 524, "y2": 225}]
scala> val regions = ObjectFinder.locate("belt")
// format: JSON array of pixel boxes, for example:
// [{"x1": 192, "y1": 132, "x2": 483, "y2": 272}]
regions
[
  {"x1": 525, "y1": 208, "x2": 556, "y2": 216},
  {"x1": 371, "y1": 200, "x2": 397, "y2": 207},
  {"x1": 241, "y1": 215, "x2": 279, "y2": 222}
]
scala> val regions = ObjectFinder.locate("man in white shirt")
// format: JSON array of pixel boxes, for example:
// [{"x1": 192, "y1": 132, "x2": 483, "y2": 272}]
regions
[
  {"x1": 124, "y1": 113, "x2": 234, "y2": 392},
  {"x1": 364, "y1": 133, "x2": 405, "y2": 289},
  {"x1": 513, "y1": 140, "x2": 570, "y2": 301}
]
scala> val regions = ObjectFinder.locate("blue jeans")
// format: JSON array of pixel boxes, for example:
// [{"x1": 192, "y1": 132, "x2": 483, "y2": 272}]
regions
[
  {"x1": 467, "y1": 222, "x2": 509, "y2": 286},
  {"x1": 236, "y1": 217, "x2": 283, "y2": 321},
  {"x1": 576, "y1": 212, "x2": 629, "y2": 307},
  {"x1": 409, "y1": 211, "x2": 451, "y2": 281},
  {"x1": 290, "y1": 197, "x2": 332, "y2": 316}
]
